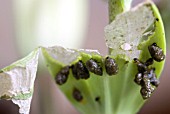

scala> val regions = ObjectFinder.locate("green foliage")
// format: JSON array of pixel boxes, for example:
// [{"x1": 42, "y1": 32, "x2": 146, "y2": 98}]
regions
[
  {"x1": 0, "y1": 1, "x2": 166, "y2": 114},
  {"x1": 41, "y1": 1, "x2": 166, "y2": 114}
]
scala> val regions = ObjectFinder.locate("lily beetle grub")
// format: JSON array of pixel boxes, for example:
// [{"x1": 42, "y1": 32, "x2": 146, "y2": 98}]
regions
[
  {"x1": 142, "y1": 74, "x2": 154, "y2": 92},
  {"x1": 140, "y1": 87, "x2": 152, "y2": 99},
  {"x1": 55, "y1": 66, "x2": 70, "y2": 85},
  {"x1": 148, "y1": 43, "x2": 165, "y2": 62},
  {"x1": 71, "y1": 60, "x2": 90, "y2": 80},
  {"x1": 105, "y1": 57, "x2": 118, "y2": 75},
  {"x1": 145, "y1": 58, "x2": 154, "y2": 66},
  {"x1": 134, "y1": 73, "x2": 143, "y2": 85},
  {"x1": 150, "y1": 76, "x2": 160, "y2": 87},
  {"x1": 133, "y1": 57, "x2": 159, "y2": 99},
  {"x1": 146, "y1": 68, "x2": 160, "y2": 87},
  {"x1": 147, "y1": 68, "x2": 156, "y2": 79},
  {"x1": 86, "y1": 59, "x2": 103, "y2": 76},
  {"x1": 134, "y1": 58, "x2": 147, "y2": 73},
  {"x1": 73, "y1": 88, "x2": 83, "y2": 102}
]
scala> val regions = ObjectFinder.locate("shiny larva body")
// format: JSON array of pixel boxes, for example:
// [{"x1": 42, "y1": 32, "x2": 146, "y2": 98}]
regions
[
  {"x1": 147, "y1": 68, "x2": 155, "y2": 79},
  {"x1": 142, "y1": 74, "x2": 154, "y2": 92},
  {"x1": 134, "y1": 58, "x2": 147, "y2": 73},
  {"x1": 145, "y1": 58, "x2": 154, "y2": 66},
  {"x1": 140, "y1": 87, "x2": 152, "y2": 100},
  {"x1": 105, "y1": 57, "x2": 118, "y2": 75},
  {"x1": 71, "y1": 60, "x2": 90, "y2": 80},
  {"x1": 73, "y1": 88, "x2": 83, "y2": 102},
  {"x1": 134, "y1": 72, "x2": 143, "y2": 85},
  {"x1": 86, "y1": 59, "x2": 103, "y2": 76},
  {"x1": 150, "y1": 76, "x2": 160, "y2": 87},
  {"x1": 133, "y1": 57, "x2": 160, "y2": 99},
  {"x1": 55, "y1": 66, "x2": 70, "y2": 85},
  {"x1": 148, "y1": 43, "x2": 165, "y2": 62}
]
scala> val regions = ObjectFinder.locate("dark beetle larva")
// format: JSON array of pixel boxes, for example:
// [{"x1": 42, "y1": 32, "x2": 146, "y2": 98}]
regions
[
  {"x1": 145, "y1": 58, "x2": 154, "y2": 66},
  {"x1": 71, "y1": 60, "x2": 90, "y2": 79},
  {"x1": 146, "y1": 68, "x2": 160, "y2": 87},
  {"x1": 148, "y1": 43, "x2": 165, "y2": 62},
  {"x1": 55, "y1": 73, "x2": 68, "y2": 85},
  {"x1": 142, "y1": 74, "x2": 154, "y2": 92},
  {"x1": 140, "y1": 87, "x2": 152, "y2": 100},
  {"x1": 134, "y1": 58, "x2": 147, "y2": 73},
  {"x1": 105, "y1": 57, "x2": 118, "y2": 75},
  {"x1": 133, "y1": 58, "x2": 159, "y2": 99},
  {"x1": 150, "y1": 76, "x2": 160, "y2": 87},
  {"x1": 55, "y1": 66, "x2": 70, "y2": 85},
  {"x1": 134, "y1": 72, "x2": 143, "y2": 85},
  {"x1": 86, "y1": 59, "x2": 103, "y2": 76},
  {"x1": 140, "y1": 76, "x2": 154, "y2": 100},
  {"x1": 71, "y1": 65, "x2": 79, "y2": 79},
  {"x1": 73, "y1": 88, "x2": 83, "y2": 102},
  {"x1": 147, "y1": 68, "x2": 156, "y2": 79}
]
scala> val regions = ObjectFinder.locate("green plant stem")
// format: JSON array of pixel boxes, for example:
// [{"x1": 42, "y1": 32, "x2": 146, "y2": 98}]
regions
[
  {"x1": 108, "y1": 0, "x2": 123, "y2": 23},
  {"x1": 108, "y1": 0, "x2": 132, "y2": 23}
]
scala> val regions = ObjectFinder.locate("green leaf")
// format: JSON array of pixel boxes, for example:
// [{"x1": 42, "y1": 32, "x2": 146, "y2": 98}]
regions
[
  {"x1": 42, "y1": 1, "x2": 166, "y2": 114},
  {"x1": 108, "y1": 0, "x2": 133, "y2": 23},
  {"x1": 0, "y1": 48, "x2": 40, "y2": 114},
  {"x1": 138, "y1": 2, "x2": 166, "y2": 78},
  {"x1": 42, "y1": 46, "x2": 106, "y2": 114}
]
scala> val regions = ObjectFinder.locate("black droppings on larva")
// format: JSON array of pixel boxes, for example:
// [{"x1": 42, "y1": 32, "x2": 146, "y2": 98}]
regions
[
  {"x1": 134, "y1": 58, "x2": 147, "y2": 73},
  {"x1": 71, "y1": 65, "x2": 79, "y2": 79},
  {"x1": 142, "y1": 75, "x2": 154, "y2": 92},
  {"x1": 76, "y1": 61, "x2": 89, "y2": 79},
  {"x1": 86, "y1": 59, "x2": 103, "y2": 76},
  {"x1": 55, "y1": 74, "x2": 68, "y2": 85},
  {"x1": 134, "y1": 73, "x2": 143, "y2": 85},
  {"x1": 145, "y1": 58, "x2": 154, "y2": 66},
  {"x1": 147, "y1": 68, "x2": 156, "y2": 79},
  {"x1": 60, "y1": 66, "x2": 70, "y2": 75},
  {"x1": 55, "y1": 66, "x2": 70, "y2": 85},
  {"x1": 137, "y1": 63, "x2": 147, "y2": 73},
  {"x1": 140, "y1": 87, "x2": 151, "y2": 100},
  {"x1": 105, "y1": 57, "x2": 118, "y2": 75},
  {"x1": 133, "y1": 57, "x2": 159, "y2": 99},
  {"x1": 146, "y1": 68, "x2": 159, "y2": 87},
  {"x1": 148, "y1": 43, "x2": 165, "y2": 62},
  {"x1": 71, "y1": 60, "x2": 90, "y2": 80},
  {"x1": 140, "y1": 78, "x2": 154, "y2": 100},
  {"x1": 150, "y1": 76, "x2": 160, "y2": 87},
  {"x1": 73, "y1": 88, "x2": 83, "y2": 102}
]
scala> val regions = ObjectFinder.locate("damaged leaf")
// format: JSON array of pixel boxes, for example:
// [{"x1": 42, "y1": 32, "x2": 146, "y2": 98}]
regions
[
  {"x1": 1, "y1": 1, "x2": 165, "y2": 114},
  {"x1": 42, "y1": 1, "x2": 166, "y2": 114},
  {"x1": 0, "y1": 48, "x2": 40, "y2": 114}
]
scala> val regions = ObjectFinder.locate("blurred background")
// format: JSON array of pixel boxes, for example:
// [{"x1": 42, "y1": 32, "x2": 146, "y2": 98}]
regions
[{"x1": 0, "y1": 0, "x2": 169, "y2": 114}]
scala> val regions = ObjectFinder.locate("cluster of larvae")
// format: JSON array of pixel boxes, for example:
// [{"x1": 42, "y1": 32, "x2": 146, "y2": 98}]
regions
[
  {"x1": 134, "y1": 43, "x2": 165, "y2": 99},
  {"x1": 55, "y1": 56, "x2": 118, "y2": 101},
  {"x1": 54, "y1": 42, "x2": 165, "y2": 101},
  {"x1": 55, "y1": 57, "x2": 118, "y2": 85}
]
